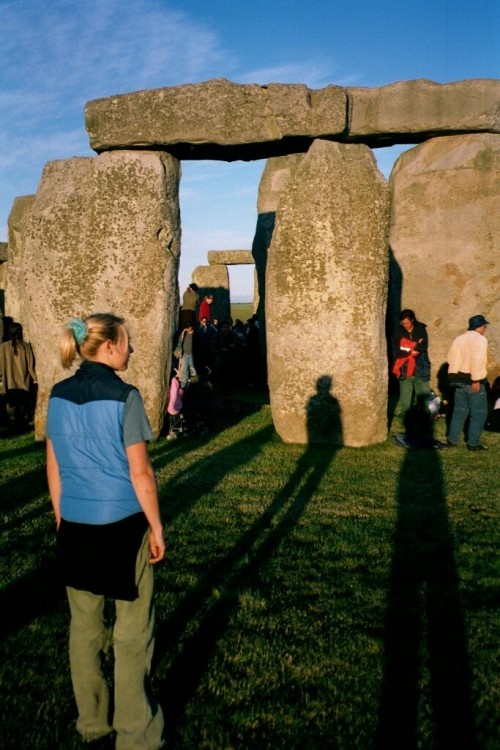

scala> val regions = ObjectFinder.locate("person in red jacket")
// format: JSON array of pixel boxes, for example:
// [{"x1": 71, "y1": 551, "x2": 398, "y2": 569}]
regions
[
  {"x1": 391, "y1": 309, "x2": 431, "y2": 421},
  {"x1": 198, "y1": 294, "x2": 214, "y2": 323}
]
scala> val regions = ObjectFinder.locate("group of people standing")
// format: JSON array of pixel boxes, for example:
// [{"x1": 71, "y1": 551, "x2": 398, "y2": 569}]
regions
[
  {"x1": 175, "y1": 284, "x2": 264, "y2": 390},
  {"x1": 392, "y1": 309, "x2": 494, "y2": 450},
  {"x1": 1, "y1": 299, "x2": 495, "y2": 750}
]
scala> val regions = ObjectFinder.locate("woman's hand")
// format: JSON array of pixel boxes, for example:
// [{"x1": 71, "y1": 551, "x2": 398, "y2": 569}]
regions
[{"x1": 149, "y1": 527, "x2": 166, "y2": 563}]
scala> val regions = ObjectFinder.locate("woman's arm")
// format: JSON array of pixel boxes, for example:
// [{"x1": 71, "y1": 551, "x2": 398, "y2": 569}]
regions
[
  {"x1": 46, "y1": 438, "x2": 62, "y2": 528},
  {"x1": 126, "y1": 441, "x2": 165, "y2": 563}
]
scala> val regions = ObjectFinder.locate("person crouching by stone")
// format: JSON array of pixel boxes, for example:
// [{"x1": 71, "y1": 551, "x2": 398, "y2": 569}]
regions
[
  {"x1": 46, "y1": 314, "x2": 165, "y2": 749},
  {"x1": 446, "y1": 314, "x2": 490, "y2": 450},
  {"x1": 391, "y1": 309, "x2": 431, "y2": 422},
  {"x1": 179, "y1": 283, "x2": 199, "y2": 328},
  {"x1": 177, "y1": 321, "x2": 197, "y2": 388}
]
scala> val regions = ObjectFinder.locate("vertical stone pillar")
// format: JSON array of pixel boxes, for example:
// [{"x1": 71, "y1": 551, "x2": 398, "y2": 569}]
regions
[
  {"x1": 192, "y1": 264, "x2": 230, "y2": 323},
  {"x1": 10, "y1": 151, "x2": 181, "y2": 439},
  {"x1": 266, "y1": 139, "x2": 390, "y2": 446},
  {"x1": 252, "y1": 154, "x2": 305, "y2": 348},
  {"x1": 5, "y1": 195, "x2": 36, "y2": 333},
  {"x1": 389, "y1": 133, "x2": 500, "y2": 385}
]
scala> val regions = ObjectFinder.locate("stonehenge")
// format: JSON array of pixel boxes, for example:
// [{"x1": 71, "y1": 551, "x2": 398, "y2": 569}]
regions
[
  {"x1": 3, "y1": 77, "x2": 499, "y2": 444},
  {"x1": 388, "y1": 133, "x2": 499, "y2": 389},
  {"x1": 191, "y1": 262, "x2": 231, "y2": 324},
  {"x1": 85, "y1": 78, "x2": 499, "y2": 157},
  {"x1": 266, "y1": 140, "x2": 390, "y2": 446},
  {"x1": 6, "y1": 152, "x2": 181, "y2": 438}
]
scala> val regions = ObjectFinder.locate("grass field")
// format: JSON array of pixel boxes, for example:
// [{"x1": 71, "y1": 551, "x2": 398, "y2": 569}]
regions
[
  {"x1": 230, "y1": 302, "x2": 255, "y2": 324},
  {"x1": 0, "y1": 395, "x2": 498, "y2": 749}
]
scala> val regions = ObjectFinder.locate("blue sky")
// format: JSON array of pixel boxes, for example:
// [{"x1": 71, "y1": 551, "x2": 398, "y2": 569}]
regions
[{"x1": 1, "y1": 0, "x2": 498, "y2": 298}]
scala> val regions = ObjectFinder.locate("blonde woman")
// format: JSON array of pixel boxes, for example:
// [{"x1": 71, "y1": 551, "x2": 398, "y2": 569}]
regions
[{"x1": 46, "y1": 313, "x2": 165, "y2": 749}]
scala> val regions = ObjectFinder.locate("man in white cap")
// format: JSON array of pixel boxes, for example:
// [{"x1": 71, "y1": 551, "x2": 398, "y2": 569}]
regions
[{"x1": 446, "y1": 314, "x2": 490, "y2": 450}]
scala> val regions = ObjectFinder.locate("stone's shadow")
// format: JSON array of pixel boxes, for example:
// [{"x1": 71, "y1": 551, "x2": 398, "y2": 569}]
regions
[
  {"x1": 376, "y1": 418, "x2": 476, "y2": 748},
  {"x1": 251, "y1": 210, "x2": 276, "y2": 352},
  {"x1": 386, "y1": 247, "x2": 403, "y2": 424},
  {"x1": 154, "y1": 422, "x2": 275, "y2": 523},
  {"x1": 306, "y1": 375, "x2": 343, "y2": 445},
  {"x1": 0, "y1": 554, "x2": 65, "y2": 642},
  {"x1": 155, "y1": 395, "x2": 340, "y2": 741}
]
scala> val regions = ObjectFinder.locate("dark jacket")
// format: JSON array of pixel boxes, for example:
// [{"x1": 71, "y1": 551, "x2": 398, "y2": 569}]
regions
[{"x1": 392, "y1": 321, "x2": 431, "y2": 380}]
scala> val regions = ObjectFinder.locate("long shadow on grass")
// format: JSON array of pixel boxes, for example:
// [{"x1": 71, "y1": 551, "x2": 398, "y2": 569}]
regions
[
  {"x1": 0, "y1": 465, "x2": 48, "y2": 512},
  {"x1": 376, "y1": 415, "x2": 476, "y2": 748},
  {"x1": 156, "y1": 379, "x2": 342, "y2": 741},
  {"x1": 155, "y1": 423, "x2": 275, "y2": 522},
  {"x1": 0, "y1": 552, "x2": 66, "y2": 641}
]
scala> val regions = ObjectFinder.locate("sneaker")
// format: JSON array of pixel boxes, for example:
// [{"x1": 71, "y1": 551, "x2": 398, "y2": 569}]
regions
[
  {"x1": 466, "y1": 444, "x2": 488, "y2": 451},
  {"x1": 443, "y1": 441, "x2": 458, "y2": 448}
]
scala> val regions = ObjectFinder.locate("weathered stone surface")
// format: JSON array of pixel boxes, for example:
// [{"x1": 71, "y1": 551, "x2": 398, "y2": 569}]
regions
[
  {"x1": 267, "y1": 139, "x2": 391, "y2": 446},
  {"x1": 85, "y1": 78, "x2": 346, "y2": 160},
  {"x1": 7, "y1": 151, "x2": 181, "y2": 439},
  {"x1": 253, "y1": 154, "x2": 305, "y2": 344},
  {"x1": 192, "y1": 264, "x2": 230, "y2": 322},
  {"x1": 389, "y1": 133, "x2": 500, "y2": 384},
  {"x1": 207, "y1": 250, "x2": 253, "y2": 265},
  {"x1": 257, "y1": 154, "x2": 305, "y2": 214},
  {"x1": 85, "y1": 78, "x2": 499, "y2": 158},
  {"x1": 0, "y1": 241, "x2": 8, "y2": 262},
  {"x1": 5, "y1": 195, "x2": 36, "y2": 334},
  {"x1": 348, "y1": 79, "x2": 500, "y2": 146}
]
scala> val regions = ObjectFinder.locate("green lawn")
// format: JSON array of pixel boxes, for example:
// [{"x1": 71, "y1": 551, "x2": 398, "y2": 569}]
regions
[
  {"x1": 230, "y1": 302, "x2": 255, "y2": 324},
  {"x1": 0, "y1": 402, "x2": 498, "y2": 749}
]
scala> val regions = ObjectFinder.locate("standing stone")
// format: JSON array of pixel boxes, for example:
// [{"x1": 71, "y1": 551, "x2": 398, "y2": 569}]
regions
[
  {"x1": 252, "y1": 154, "x2": 305, "y2": 348},
  {"x1": 9, "y1": 151, "x2": 181, "y2": 439},
  {"x1": 192, "y1": 264, "x2": 230, "y2": 323},
  {"x1": 389, "y1": 133, "x2": 500, "y2": 385},
  {"x1": 266, "y1": 140, "x2": 390, "y2": 446},
  {"x1": 5, "y1": 195, "x2": 36, "y2": 334}
]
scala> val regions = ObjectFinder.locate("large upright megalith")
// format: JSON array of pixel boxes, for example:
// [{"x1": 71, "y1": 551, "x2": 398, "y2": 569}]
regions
[
  {"x1": 389, "y1": 133, "x2": 500, "y2": 384},
  {"x1": 7, "y1": 151, "x2": 181, "y2": 439},
  {"x1": 252, "y1": 154, "x2": 305, "y2": 348},
  {"x1": 192, "y1": 263, "x2": 230, "y2": 323},
  {"x1": 5, "y1": 195, "x2": 36, "y2": 331},
  {"x1": 266, "y1": 140, "x2": 391, "y2": 446}
]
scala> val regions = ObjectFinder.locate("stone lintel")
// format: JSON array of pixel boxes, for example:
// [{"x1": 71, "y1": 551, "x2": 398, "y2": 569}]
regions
[
  {"x1": 347, "y1": 78, "x2": 500, "y2": 142},
  {"x1": 207, "y1": 250, "x2": 253, "y2": 265},
  {"x1": 85, "y1": 78, "x2": 499, "y2": 159},
  {"x1": 85, "y1": 78, "x2": 346, "y2": 158}
]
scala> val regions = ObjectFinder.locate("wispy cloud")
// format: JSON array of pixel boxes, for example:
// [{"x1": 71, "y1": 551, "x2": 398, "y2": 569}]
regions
[
  {"x1": 0, "y1": 0, "x2": 235, "y2": 239},
  {"x1": 236, "y1": 60, "x2": 362, "y2": 89},
  {"x1": 1, "y1": 0, "x2": 229, "y2": 110}
]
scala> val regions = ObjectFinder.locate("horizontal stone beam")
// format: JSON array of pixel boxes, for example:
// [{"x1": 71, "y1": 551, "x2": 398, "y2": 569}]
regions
[
  {"x1": 207, "y1": 250, "x2": 253, "y2": 265},
  {"x1": 346, "y1": 79, "x2": 500, "y2": 146},
  {"x1": 85, "y1": 78, "x2": 346, "y2": 160},
  {"x1": 85, "y1": 78, "x2": 499, "y2": 159}
]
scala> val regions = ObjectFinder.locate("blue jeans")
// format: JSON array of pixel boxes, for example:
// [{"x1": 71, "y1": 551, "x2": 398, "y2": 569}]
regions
[
  {"x1": 448, "y1": 383, "x2": 488, "y2": 447},
  {"x1": 178, "y1": 353, "x2": 196, "y2": 387},
  {"x1": 66, "y1": 533, "x2": 164, "y2": 749}
]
